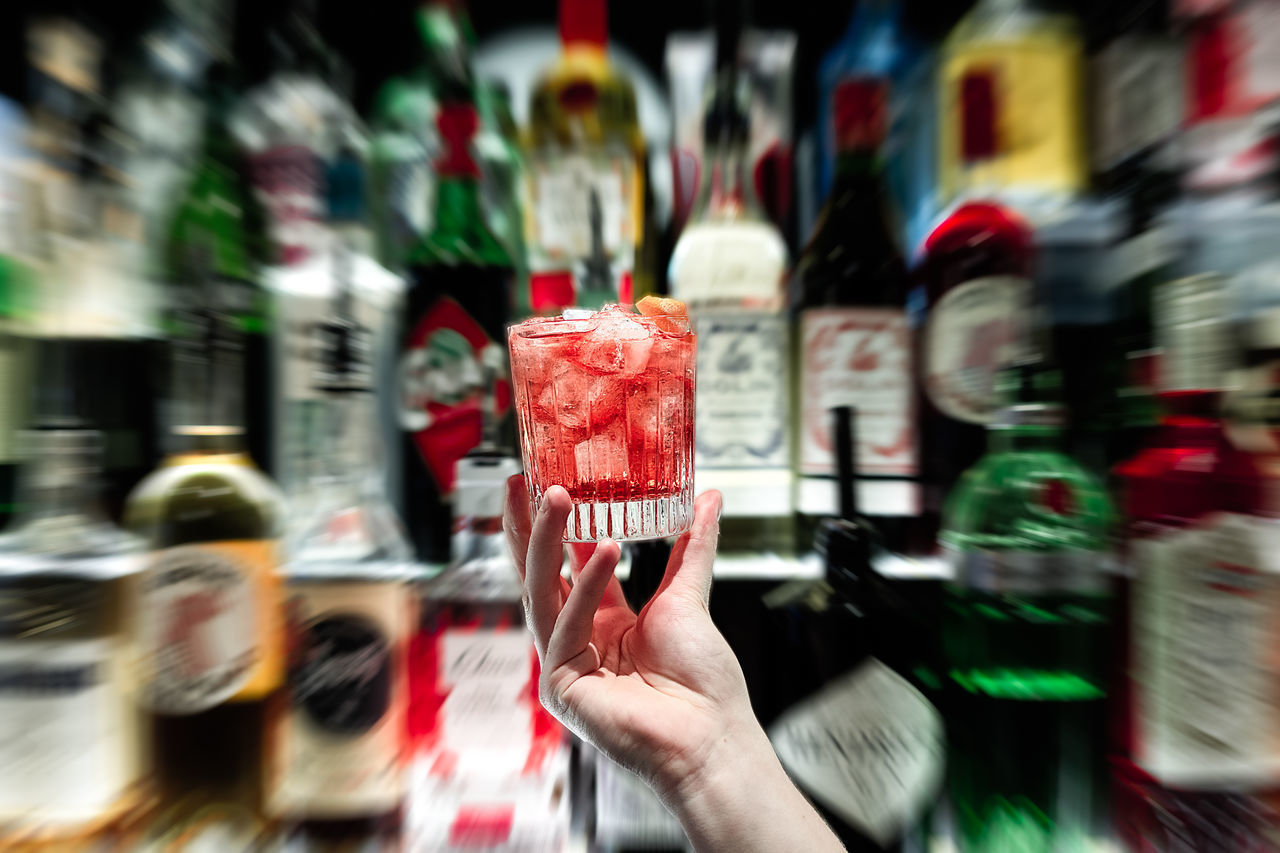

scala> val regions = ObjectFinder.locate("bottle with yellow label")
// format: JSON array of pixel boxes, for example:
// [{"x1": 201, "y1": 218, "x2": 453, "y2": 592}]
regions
[
  {"x1": 938, "y1": 0, "x2": 1085, "y2": 208},
  {"x1": 526, "y1": 0, "x2": 650, "y2": 310},
  {"x1": 124, "y1": 239, "x2": 285, "y2": 843}
]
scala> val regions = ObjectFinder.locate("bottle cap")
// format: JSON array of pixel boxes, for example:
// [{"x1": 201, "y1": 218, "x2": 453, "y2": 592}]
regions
[
  {"x1": 560, "y1": 0, "x2": 607, "y2": 49},
  {"x1": 1154, "y1": 273, "x2": 1230, "y2": 394},
  {"x1": 833, "y1": 77, "x2": 887, "y2": 152}
]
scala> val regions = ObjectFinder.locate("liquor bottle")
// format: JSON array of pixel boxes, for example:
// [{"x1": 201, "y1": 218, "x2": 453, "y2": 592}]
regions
[
  {"x1": 125, "y1": 243, "x2": 285, "y2": 844},
  {"x1": 163, "y1": 61, "x2": 274, "y2": 476},
  {"x1": 269, "y1": 241, "x2": 414, "y2": 849},
  {"x1": 769, "y1": 407, "x2": 944, "y2": 853},
  {"x1": 0, "y1": 414, "x2": 144, "y2": 846},
  {"x1": 25, "y1": 15, "x2": 161, "y2": 525},
  {"x1": 475, "y1": 79, "x2": 531, "y2": 319},
  {"x1": 232, "y1": 0, "x2": 359, "y2": 268},
  {"x1": 938, "y1": 0, "x2": 1085, "y2": 209},
  {"x1": 526, "y1": 0, "x2": 649, "y2": 307},
  {"x1": 407, "y1": 439, "x2": 567, "y2": 849},
  {"x1": 940, "y1": 359, "x2": 1115, "y2": 853},
  {"x1": 668, "y1": 65, "x2": 792, "y2": 554},
  {"x1": 399, "y1": 91, "x2": 515, "y2": 565},
  {"x1": 1114, "y1": 280, "x2": 1280, "y2": 848},
  {"x1": 792, "y1": 78, "x2": 922, "y2": 555},
  {"x1": 0, "y1": 101, "x2": 35, "y2": 531},
  {"x1": 915, "y1": 199, "x2": 1034, "y2": 508},
  {"x1": 269, "y1": 138, "x2": 405, "y2": 508}
]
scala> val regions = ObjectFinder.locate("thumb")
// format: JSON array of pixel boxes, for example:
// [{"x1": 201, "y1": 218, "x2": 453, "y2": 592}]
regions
[{"x1": 658, "y1": 490, "x2": 722, "y2": 608}]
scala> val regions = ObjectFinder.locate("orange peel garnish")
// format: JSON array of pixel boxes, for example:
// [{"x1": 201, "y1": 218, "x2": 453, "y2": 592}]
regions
[{"x1": 635, "y1": 296, "x2": 690, "y2": 334}]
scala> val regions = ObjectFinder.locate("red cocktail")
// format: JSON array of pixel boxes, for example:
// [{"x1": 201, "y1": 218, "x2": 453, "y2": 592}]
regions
[{"x1": 508, "y1": 302, "x2": 696, "y2": 541}]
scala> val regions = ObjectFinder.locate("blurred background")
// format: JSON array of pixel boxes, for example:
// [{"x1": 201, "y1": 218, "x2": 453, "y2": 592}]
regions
[{"x1": 3, "y1": 0, "x2": 1280, "y2": 850}]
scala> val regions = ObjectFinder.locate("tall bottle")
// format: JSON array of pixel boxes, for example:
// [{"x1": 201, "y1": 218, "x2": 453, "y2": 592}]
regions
[
  {"x1": 164, "y1": 62, "x2": 274, "y2": 476},
  {"x1": 269, "y1": 242, "x2": 414, "y2": 849},
  {"x1": 125, "y1": 244, "x2": 285, "y2": 845},
  {"x1": 915, "y1": 198, "x2": 1034, "y2": 508},
  {"x1": 233, "y1": 0, "x2": 360, "y2": 268},
  {"x1": 938, "y1": 0, "x2": 1085, "y2": 210},
  {"x1": 1114, "y1": 283, "x2": 1280, "y2": 848},
  {"x1": 940, "y1": 359, "x2": 1114, "y2": 853},
  {"x1": 526, "y1": 0, "x2": 649, "y2": 308},
  {"x1": 399, "y1": 85, "x2": 515, "y2": 565},
  {"x1": 669, "y1": 66, "x2": 791, "y2": 554},
  {"x1": 792, "y1": 79, "x2": 922, "y2": 555},
  {"x1": 0, "y1": 416, "x2": 144, "y2": 846}
]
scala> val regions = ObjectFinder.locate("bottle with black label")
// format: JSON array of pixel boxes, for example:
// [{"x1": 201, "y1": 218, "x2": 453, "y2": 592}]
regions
[
  {"x1": 0, "y1": 411, "x2": 145, "y2": 846},
  {"x1": 269, "y1": 231, "x2": 414, "y2": 850},
  {"x1": 399, "y1": 75, "x2": 514, "y2": 565},
  {"x1": 125, "y1": 242, "x2": 285, "y2": 844}
]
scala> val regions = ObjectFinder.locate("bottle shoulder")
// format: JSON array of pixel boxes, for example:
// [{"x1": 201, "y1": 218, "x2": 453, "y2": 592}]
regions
[{"x1": 125, "y1": 455, "x2": 285, "y2": 544}]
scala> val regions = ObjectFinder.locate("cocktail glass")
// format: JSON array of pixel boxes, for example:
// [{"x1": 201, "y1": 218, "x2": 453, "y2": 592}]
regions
[{"x1": 508, "y1": 304, "x2": 696, "y2": 541}]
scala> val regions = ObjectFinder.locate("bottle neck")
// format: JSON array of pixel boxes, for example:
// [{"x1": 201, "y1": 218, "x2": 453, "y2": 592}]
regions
[
  {"x1": 432, "y1": 175, "x2": 485, "y2": 238},
  {"x1": 832, "y1": 147, "x2": 883, "y2": 183},
  {"x1": 17, "y1": 433, "x2": 104, "y2": 531},
  {"x1": 989, "y1": 423, "x2": 1063, "y2": 453},
  {"x1": 693, "y1": 138, "x2": 753, "y2": 220},
  {"x1": 310, "y1": 390, "x2": 380, "y2": 505}
]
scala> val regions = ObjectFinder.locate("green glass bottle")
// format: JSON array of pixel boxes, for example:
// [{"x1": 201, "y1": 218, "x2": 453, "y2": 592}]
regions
[
  {"x1": 940, "y1": 359, "x2": 1115, "y2": 853},
  {"x1": 163, "y1": 62, "x2": 273, "y2": 474}
]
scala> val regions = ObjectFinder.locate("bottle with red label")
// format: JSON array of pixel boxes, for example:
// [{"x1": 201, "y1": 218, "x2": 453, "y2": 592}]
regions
[
  {"x1": 1114, "y1": 278, "x2": 1280, "y2": 850},
  {"x1": 914, "y1": 199, "x2": 1035, "y2": 511},
  {"x1": 792, "y1": 77, "x2": 925, "y2": 556},
  {"x1": 399, "y1": 76, "x2": 515, "y2": 565}
]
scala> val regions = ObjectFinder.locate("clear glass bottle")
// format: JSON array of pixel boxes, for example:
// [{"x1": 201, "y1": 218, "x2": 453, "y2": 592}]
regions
[
  {"x1": 0, "y1": 421, "x2": 144, "y2": 847},
  {"x1": 526, "y1": 0, "x2": 649, "y2": 307},
  {"x1": 269, "y1": 241, "x2": 414, "y2": 850},
  {"x1": 792, "y1": 78, "x2": 923, "y2": 556},
  {"x1": 125, "y1": 242, "x2": 285, "y2": 845},
  {"x1": 940, "y1": 360, "x2": 1115, "y2": 853},
  {"x1": 669, "y1": 68, "x2": 791, "y2": 554}
]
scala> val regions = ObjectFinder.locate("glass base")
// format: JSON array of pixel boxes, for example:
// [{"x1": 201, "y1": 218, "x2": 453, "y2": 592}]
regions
[{"x1": 550, "y1": 493, "x2": 694, "y2": 542}]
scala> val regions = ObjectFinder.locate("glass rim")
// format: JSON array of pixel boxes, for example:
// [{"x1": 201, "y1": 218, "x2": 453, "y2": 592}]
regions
[{"x1": 507, "y1": 306, "x2": 693, "y2": 341}]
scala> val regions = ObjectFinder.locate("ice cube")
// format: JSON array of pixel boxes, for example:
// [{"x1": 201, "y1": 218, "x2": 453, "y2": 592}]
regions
[
  {"x1": 534, "y1": 364, "x2": 624, "y2": 430},
  {"x1": 573, "y1": 421, "x2": 629, "y2": 488},
  {"x1": 578, "y1": 307, "x2": 654, "y2": 376}
]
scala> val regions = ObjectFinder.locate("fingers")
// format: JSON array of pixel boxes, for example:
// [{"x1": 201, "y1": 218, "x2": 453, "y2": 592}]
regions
[
  {"x1": 525, "y1": 485, "x2": 574, "y2": 657},
  {"x1": 503, "y1": 475, "x2": 531, "y2": 582},
  {"x1": 657, "y1": 490, "x2": 723, "y2": 608},
  {"x1": 568, "y1": 542, "x2": 630, "y2": 611},
  {"x1": 546, "y1": 538, "x2": 621, "y2": 670}
]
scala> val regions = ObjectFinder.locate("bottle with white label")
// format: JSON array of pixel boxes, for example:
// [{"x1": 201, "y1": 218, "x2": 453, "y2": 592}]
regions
[
  {"x1": 526, "y1": 0, "x2": 649, "y2": 307},
  {"x1": 916, "y1": 198, "x2": 1035, "y2": 512},
  {"x1": 124, "y1": 241, "x2": 285, "y2": 841},
  {"x1": 269, "y1": 239, "x2": 414, "y2": 849},
  {"x1": 792, "y1": 77, "x2": 923, "y2": 555},
  {"x1": 0, "y1": 424, "x2": 144, "y2": 846},
  {"x1": 668, "y1": 67, "x2": 791, "y2": 554}
]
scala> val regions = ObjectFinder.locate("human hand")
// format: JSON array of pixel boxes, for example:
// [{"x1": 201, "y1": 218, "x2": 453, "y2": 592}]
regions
[{"x1": 503, "y1": 478, "x2": 757, "y2": 798}]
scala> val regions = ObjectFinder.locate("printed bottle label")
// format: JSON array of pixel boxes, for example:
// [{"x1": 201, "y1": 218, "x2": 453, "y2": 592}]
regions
[
  {"x1": 527, "y1": 150, "x2": 638, "y2": 276},
  {"x1": 924, "y1": 276, "x2": 1030, "y2": 425},
  {"x1": 399, "y1": 296, "x2": 510, "y2": 495},
  {"x1": 138, "y1": 540, "x2": 282, "y2": 714},
  {"x1": 0, "y1": 637, "x2": 135, "y2": 822},
  {"x1": 1133, "y1": 514, "x2": 1280, "y2": 788},
  {"x1": 800, "y1": 308, "x2": 916, "y2": 477},
  {"x1": 438, "y1": 628, "x2": 535, "y2": 757},
  {"x1": 249, "y1": 145, "x2": 325, "y2": 266},
  {"x1": 271, "y1": 578, "x2": 409, "y2": 816},
  {"x1": 695, "y1": 313, "x2": 788, "y2": 469},
  {"x1": 769, "y1": 658, "x2": 944, "y2": 846}
]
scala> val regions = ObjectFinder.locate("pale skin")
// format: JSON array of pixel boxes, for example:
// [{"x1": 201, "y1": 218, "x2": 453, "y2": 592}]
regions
[{"x1": 504, "y1": 476, "x2": 846, "y2": 853}]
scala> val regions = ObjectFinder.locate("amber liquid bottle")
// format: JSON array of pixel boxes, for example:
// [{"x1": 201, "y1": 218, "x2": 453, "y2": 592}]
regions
[{"x1": 125, "y1": 246, "x2": 285, "y2": 847}]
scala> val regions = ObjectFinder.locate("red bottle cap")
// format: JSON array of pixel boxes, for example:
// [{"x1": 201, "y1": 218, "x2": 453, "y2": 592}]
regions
[
  {"x1": 960, "y1": 68, "x2": 999, "y2": 163},
  {"x1": 436, "y1": 102, "x2": 481, "y2": 179},
  {"x1": 833, "y1": 77, "x2": 887, "y2": 152},
  {"x1": 530, "y1": 271, "x2": 577, "y2": 313},
  {"x1": 560, "y1": 0, "x2": 607, "y2": 49}
]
